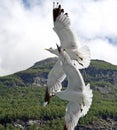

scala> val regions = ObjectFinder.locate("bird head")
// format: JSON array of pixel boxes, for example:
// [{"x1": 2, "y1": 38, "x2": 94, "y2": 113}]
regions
[
  {"x1": 56, "y1": 44, "x2": 71, "y2": 64},
  {"x1": 56, "y1": 44, "x2": 66, "y2": 53},
  {"x1": 45, "y1": 47, "x2": 59, "y2": 56},
  {"x1": 45, "y1": 47, "x2": 53, "y2": 52}
]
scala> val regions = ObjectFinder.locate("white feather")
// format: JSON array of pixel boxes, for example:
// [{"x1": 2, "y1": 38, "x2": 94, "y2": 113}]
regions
[
  {"x1": 55, "y1": 48, "x2": 93, "y2": 130},
  {"x1": 65, "y1": 102, "x2": 81, "y2": 130},
  {"x1": 44, "y1": 3, "x2": 91, "y2": 105},
  {"x1": 47, "y1": 60, "x2": 66, "y2": 95}
]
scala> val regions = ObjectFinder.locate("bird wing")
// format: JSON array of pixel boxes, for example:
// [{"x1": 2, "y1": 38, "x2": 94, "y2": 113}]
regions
[
  {"x1": 64, "y1": 102, "x2": 81, "y2": 130},
  {"x1": 63, "y1": 61, "x2": 84, "y2": 92},
  {"x1": 77, "y1": 45, "x2": 91, "y2": 68},
  {"x1": 53, "y1": 3, "x2": 78, "y2": 49},
  {"x1": 47, "y1": 60, "x2": 66, "y2": 95},
  {"x1": 66, "y1": 45, "x2": 91, "y2": 68}
]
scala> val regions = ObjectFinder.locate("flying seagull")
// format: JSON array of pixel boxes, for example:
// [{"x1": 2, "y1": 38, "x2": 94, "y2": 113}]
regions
[
  {"x1": 44, "y1": 3, "x2": 91, "y2": 106},
  {"x1": 55, "y1": 44, "x2": 93, "y2": 130}
]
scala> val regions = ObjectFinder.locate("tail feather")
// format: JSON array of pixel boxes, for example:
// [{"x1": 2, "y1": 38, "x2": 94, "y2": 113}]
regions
[
  {"x1": 77, "y1": 45, "x2": 91, "y2": 68},
  {"x1": 65, "y1": 102, "x2": 81, "y2": 130},
  {"x1": 80, "y1": 83, "x2": 93, "y2": 117},
  {"x1": 66, "y1": 45, "x2": 91, "y2": 69}
]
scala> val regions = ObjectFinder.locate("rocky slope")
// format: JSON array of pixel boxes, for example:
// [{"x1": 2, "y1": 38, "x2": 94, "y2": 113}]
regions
[{"x1": 0, "y1": 58, "x2": 117, "y2": 91}]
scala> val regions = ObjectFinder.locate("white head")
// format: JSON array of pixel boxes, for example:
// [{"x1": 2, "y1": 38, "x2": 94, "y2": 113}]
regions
[
  {"x1": 45, "y1": 47, "x2": 59, "y2": 56},
  {"x1": 45, "y1": 47, "x2": 54, "y2": 53}
]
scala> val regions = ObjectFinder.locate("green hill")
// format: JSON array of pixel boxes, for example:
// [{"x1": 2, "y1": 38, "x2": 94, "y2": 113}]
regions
[{"x1": 0, "y1": 58, "x2": 117, "y2": 129}]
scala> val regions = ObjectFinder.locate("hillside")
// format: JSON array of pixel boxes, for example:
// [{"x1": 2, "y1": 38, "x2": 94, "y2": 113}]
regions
[
  {"x1": 0, "y1": 58, "x2": 117, "y2": 89},
  {"x1": 0, "y1": 58, "x2": 117, "y2": 129}
]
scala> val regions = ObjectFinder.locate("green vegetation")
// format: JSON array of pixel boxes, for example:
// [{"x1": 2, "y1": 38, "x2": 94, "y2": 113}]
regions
[
  {"x1": 0, "y1": 85, "x2": 66, "y2": 130},
  {"x1": 0, "y1": 59, "x2": 117, "y2": 129},
  {"x1": 91, "y1": 60, "x2": 117, "y2": 70},
  {"x1": 0, "y1": 84, "x2": 117, "y2": 130}
]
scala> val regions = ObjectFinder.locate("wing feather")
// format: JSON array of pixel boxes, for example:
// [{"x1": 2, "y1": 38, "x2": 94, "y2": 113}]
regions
[
  {"x1": 63, "y1": 60, "x2": 84, "y2": 92},
  {"x1": 47, "y1": 60, "x2": 66, "y2": 95},
  {"x1": 65, "y1": 102, "x2": 81, "y2": 130},
  {"x1": 65, "y1": 45, "x2": 91, "y2": 68},
  {"x1": 53, "y1": 4, "x2": 77, "y2": 49}
]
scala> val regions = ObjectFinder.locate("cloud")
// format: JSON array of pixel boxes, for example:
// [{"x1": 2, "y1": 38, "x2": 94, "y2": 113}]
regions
[
  {"x1": 0, "y1": 0, "x2": 59, "y2": 76},
  {"x1": 0, "y1": 0, "x2": 117, "y2": 76},
  {"x1": 84, "y1": 38, "x2": 117, "y2": 65},
  {"x1": 62, "y1": 0, "x2": 117, "y2": 39},
  {"x1": 62, "y1": 0, "x2": 117, "y2": 64}
]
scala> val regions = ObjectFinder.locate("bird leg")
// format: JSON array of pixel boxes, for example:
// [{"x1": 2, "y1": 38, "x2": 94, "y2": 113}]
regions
[
  {"x1": 79, "y1": 62, "x2": 83, "y2": 66},
  {"x1": 79, "y1": 56, "x2": 83, "y2": 61},
  {"x1": 74, "y1": 58, "x2": 83, "y2": 66}
]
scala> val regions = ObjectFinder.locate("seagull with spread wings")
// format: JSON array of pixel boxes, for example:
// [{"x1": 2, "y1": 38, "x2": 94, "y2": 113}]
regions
[
  {"x1": 44, "y1": 3, "x2": 91, "y2": 106},
  {"x1": 55, "y1": 44, "x2": 93, "y2": 130}
]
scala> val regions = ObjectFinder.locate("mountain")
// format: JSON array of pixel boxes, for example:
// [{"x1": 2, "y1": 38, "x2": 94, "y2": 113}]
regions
[
  {"x1": 0, "y1": 58, "x2": 117, "y2": 97},
  {"x1": 0, "y1": 58, "x2": 117, "y2": 91},
  {"x1": 0, "y1": 58, "x2": 117, "y2": 129}
]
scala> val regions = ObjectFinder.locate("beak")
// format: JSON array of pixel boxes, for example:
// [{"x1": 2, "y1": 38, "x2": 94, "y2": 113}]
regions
[
  {"x1": 44, "y1": 48, "x2": 49, "y2": 51},
  {"x1": 56, "y1": 44, "x2": 61, "y2": 53}
]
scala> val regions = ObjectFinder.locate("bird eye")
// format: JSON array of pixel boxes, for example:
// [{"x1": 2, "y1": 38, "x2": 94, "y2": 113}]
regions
[{"x1": 63, "y1": 49, "x2": 65, "y2": 51}]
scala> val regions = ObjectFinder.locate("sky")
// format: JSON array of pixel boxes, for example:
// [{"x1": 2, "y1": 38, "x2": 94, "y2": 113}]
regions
[{"x1": 0, "y1": 0, "x2": 117, "y2": 76}]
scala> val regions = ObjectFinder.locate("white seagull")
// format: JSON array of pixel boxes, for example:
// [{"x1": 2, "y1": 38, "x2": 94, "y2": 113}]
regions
[
  {"x1": 55, "y1": 44, "x2": 93, "y2": 130},
  {"x1": 44, "y1": 3, "x2": 91, "y2": 106}
]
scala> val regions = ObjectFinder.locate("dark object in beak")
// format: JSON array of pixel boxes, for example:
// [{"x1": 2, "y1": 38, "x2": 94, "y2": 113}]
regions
[{"x1": 56, "y1": 44, "x2": 61, "y2": 53}]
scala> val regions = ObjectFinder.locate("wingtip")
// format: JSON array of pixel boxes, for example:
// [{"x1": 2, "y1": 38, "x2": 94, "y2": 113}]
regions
[
  {"x1": 53, "y1": 2, "x2": 62, "y2": 22},
  {"x1": 44, "y1": 87, "x2": 51, "y2": 105},
  {"x1": 43, "y1": 102, "x2": 48, "y2": 107},
  {"x1": 53, "y1": 2, "x2": 55, "y2": 9},
  {"x1": 64, "y1": 123, "x2": 67, "y2": 130}
]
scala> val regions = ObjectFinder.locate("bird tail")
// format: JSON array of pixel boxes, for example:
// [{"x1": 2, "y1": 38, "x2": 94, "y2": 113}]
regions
[
  {"x1": 65, "y1": 102, "x2": 81, "y2": 130},
  {"x1": 77, "y1": 45, "x2": 91, "y2": 68},
  {"x1": 80, "y1": 83, "x2": 93, "y2": 117}
]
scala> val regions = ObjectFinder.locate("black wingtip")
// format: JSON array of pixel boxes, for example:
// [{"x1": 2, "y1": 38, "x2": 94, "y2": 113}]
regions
[
  {"x1": 64, "y1": 124, "x2": 67, "y2": 130},
  {"x1": 53, "y1": 2, "x2": 64, "y2": 22},
  {"x1": 44, "y1": 87, "x2": 51, "y2": 105}
]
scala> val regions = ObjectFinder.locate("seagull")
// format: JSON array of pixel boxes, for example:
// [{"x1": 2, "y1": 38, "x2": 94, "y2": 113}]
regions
[
  {"x1": 44, "y1": 3, "x2": 91, "y2": 106},
  {"x1": 47, "y1": 2, "x2": 91, "y2": 67},
  {"x1": 55, "y1": 44, "x2": 93, "y2": 130}
]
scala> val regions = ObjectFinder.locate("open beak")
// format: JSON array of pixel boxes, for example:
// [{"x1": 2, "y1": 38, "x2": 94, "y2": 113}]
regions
[{"x1": 56, "y1": 44, "x2": 61, "y2": 53}]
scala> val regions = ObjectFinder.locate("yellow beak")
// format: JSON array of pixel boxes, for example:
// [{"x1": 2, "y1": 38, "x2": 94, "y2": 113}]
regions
[{"x1": 44, "y1": 48, "x2": 49, "y2": 51}]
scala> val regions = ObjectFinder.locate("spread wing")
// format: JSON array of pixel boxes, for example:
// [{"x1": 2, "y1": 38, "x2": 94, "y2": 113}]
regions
[
  {"x1": 53, "y1": 3, "x2": 78, "y2": 50},
  {"x1": 47, "y1": 60, "x2": 66, "y2": 95}
]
